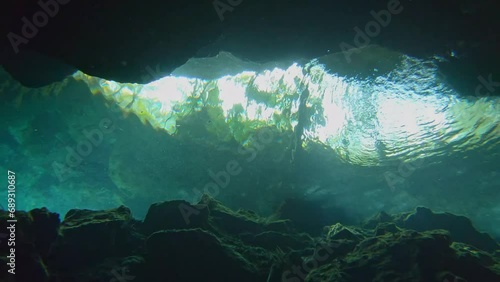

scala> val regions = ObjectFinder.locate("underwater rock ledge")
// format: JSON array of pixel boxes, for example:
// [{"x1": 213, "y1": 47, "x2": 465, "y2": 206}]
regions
[{"x1": 0, "y1": 196, "x2": 499, "y2": 282}]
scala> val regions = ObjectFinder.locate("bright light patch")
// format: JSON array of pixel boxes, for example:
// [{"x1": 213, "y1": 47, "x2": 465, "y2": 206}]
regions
[
  {"x1": 218, "y1": 76, "x2": 248, "y2": 118},
  {"x1": 73, "y1": 54, "x2": 500, "y2": 166}
]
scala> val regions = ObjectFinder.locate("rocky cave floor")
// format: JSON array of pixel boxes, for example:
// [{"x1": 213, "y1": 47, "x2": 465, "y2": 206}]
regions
[{"x1": 1, "y1": 195, "x2": 499, "y2": 282}]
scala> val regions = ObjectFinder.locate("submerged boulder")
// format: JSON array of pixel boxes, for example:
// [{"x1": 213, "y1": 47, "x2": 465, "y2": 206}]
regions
[
  {"x1": 397, "y1": 207, "x2": 499, "y2": 253},
  {"x1": 365, "y1": 207, "x2": 499, "y2": 253},
  {"x1": 48, "y1": 205, "x2": 143, "y2": 271},
  {"x1": 146, "y1": 228, "x2": 262, "y2": 281},
  {"x1": 142, "y1": 200, "x2": 209, "y2": 235},
  {"x1": 1, "y1": 199, "x2": 499, "y2": 282}
]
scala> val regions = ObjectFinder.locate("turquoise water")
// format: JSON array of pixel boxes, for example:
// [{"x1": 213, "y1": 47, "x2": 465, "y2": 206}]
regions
[{"x1": 1, "y1": 46, "x2": 499, "y2": 240}]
